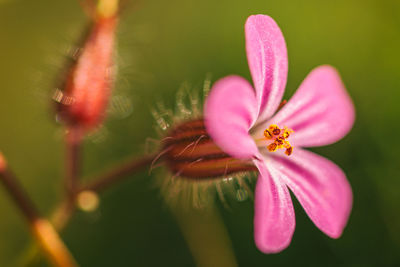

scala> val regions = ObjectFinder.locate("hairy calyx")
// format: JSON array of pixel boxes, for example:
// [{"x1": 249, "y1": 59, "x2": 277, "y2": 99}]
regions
[{"x1": 161, "y1": 119, "x2": 257, "y2": 179}]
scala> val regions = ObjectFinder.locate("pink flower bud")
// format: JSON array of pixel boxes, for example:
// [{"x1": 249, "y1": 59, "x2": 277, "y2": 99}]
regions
[
  {"x1": 0, "y1": 152, "x2": 6, "y2": 173},
  {"x1": 55, "y1": 15, "x2": 118, "y2": 130}
]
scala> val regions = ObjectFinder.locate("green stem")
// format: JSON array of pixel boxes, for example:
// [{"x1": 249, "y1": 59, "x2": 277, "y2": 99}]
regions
[{"x1": 170, "y1": 203, "x2": 238, "y2": 267}]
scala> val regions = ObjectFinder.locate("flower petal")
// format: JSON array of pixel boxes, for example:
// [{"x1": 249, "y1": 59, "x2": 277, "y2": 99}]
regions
[
  {"x1": 245, "y1": 15, "x2": 288, "y2": 121},
  {"x1": 204, "y1": 75, "x2": 258, "y2": 159},
  {"x1": 253, "y1": 160, "x2": 295, "y2": 253},
  {"x1": 269, "y1": 149, "x2": 352, "y2": 238},
  {"x1": 265, "y1": 65, "x2": 355, "y2": 147}
]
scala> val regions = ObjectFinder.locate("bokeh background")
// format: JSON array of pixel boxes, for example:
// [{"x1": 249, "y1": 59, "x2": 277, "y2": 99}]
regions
[{"x1": 1, "y1": 0, "x2": 400, "y2": 266}]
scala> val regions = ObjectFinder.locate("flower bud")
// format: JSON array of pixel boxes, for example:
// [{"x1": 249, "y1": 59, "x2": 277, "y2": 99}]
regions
[
  {"x1": 55, "y1": 12, "x2": 118, "y2": 130},
  {"x1": 0, "y1": 152, "x2": 6, "y2": 173}
]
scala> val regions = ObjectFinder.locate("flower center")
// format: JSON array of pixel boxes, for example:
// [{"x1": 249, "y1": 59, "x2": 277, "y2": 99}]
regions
[{"x1": 263, "y1": 124, "x2": 294, "y2": 156}]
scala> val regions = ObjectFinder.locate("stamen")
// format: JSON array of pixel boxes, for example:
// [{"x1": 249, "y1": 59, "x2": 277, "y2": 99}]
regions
[
  {"x1": 285, "y1": 147, "x2": 293, "y2": 156},
  {"x1": 272, "y1": 128, "x2": 281, "y2": 136},
  {"x1": 264, "y1": 124, "x2": 294, "y2": 156},
  {"x1": 267, "y1": 142, "x2": 278, "y2": 152},
  {"x1": 283, "y1": 141, "x2": 291, "y2": 149},
  {"x1": 282, "y1": 127, "x2": 293, "y2": 139},
  {"x1": 263, "y1": 129, "x2": 273, "y2": 139},
  {"x1": 269, "y1": 124, "x2": 279, "y2": 133},
  {"x1": 275, "y1": 137, "x2": 284, "y2": 147}
]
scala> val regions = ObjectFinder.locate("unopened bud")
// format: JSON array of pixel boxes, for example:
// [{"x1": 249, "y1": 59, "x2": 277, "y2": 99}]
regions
[
  {"x1": 55, "y1": 13, "x2": 118, "y2": 131},
  {"x1": 97, "y1": 0, "x2": 119, "y2": 19},
  {"x1": 0, "y1": 152, "x2": 6, "y2": 172}
]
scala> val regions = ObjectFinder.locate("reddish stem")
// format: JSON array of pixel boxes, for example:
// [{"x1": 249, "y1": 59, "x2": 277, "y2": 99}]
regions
[
  {"x1": 65, "y1": 128, "x2": 82, "y2": 200},
  {"x1": 80, "y1": 154, "x2": 157, "y2": 192},
  {"x1": 0, "y1": 153, "x2": 78, "y2": 267},
  {"x1": 0, "y1": 153, "x2": 38, "y2": 223}
]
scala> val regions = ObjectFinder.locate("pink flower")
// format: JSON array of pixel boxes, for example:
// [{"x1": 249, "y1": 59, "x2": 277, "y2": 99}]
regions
[{"x1": 204, "y1": 15, "x2": 355, "y2": 253}]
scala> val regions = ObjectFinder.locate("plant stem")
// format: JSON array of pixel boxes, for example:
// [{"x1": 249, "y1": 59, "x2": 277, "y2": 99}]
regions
[
  {"x1": 21, "y1": 152, "x2": 156, "y2": 265},
  {"x1": 170, "y1": 203, "x2": 238, "y2": 267},
  {"x1": 79, "y1": 153, "x2": 157, "y2": 192},
  {"x1": 0, "y1": 153, "x2": 79, "y2": 267},
  {"x1": 65, "y1": 127, "x2": 82, "y2": 201},
  {"x1": 31, "y1": 219, "x2": 79, "y2": 267},
  {"x1": 51, "y1": 199, "x2": 77, "y2": 231},
  {"x1": 0, "y1": 153, "x2": 38, "y2": 223}
]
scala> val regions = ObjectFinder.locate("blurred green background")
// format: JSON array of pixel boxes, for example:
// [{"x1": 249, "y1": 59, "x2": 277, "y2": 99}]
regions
[{"x1": 1, "y1": 0, "x2": 400, "y2": 266}]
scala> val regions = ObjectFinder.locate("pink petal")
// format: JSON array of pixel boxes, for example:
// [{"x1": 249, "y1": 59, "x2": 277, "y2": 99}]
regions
[
  {"x1": 204, "y1": 75, "x2": 259, "y2": 159},
  {"x1": 245, "y1": 15, "x2": 288, "y2": 121},
  {"x1": 269, "y1": 148, "x2": 352, "y2": 238},
  {"x1": 253, "y1": 160, "x2": 295, "y2": 253},
  {"x1": 264, "y1": 65, "x2": 355, "y2": 147}
]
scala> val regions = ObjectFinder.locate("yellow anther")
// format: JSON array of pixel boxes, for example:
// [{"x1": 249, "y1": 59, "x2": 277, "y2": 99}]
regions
[
  {"x1": 275, "y1": 137, "x2": 284, "y2": 147},
  {"x1": 264, "y1": 129, "x2": 273, "y2": 139},
  {"x1": 269, "y1": 124, "x2": 278, "y2": 130},
  {"x1": 282, "y1": 128, "x2": 293, "y2": 139},
  {"x1": 283, "y1": 141, "x2": 291, "y2": 149},
  {"x1": 267, "y1": 142, "x2": 278, "y2": 152},
  {"x1": 264, "y1": 124, "x2": 294, "y2": 156},
  {"x1": 272, "y1": 128, "x2": 281, "y2": 136},
  {"x1": 268, "y1": 124, "x2": 281, "y2": 136},
  {"x1": 285, "y1": 146, "x2": 293, "y2": 156}
]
